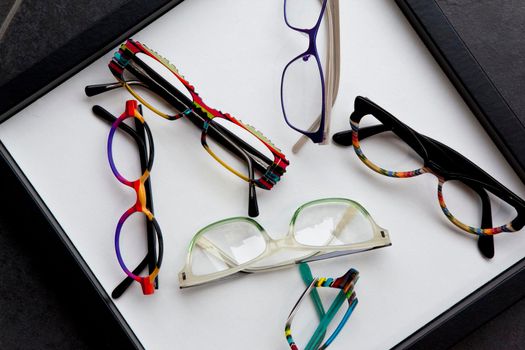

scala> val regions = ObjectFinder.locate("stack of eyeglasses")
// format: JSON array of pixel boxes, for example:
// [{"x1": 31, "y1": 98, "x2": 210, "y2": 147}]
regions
[
  {"x1": 285, "y1": 263, "x2": 359, "y2": 350},
  {"x1": 333, "y1": 96, "x2": 525, "y2": 258},
  {"x1": 86, "y1": 39, "x2": 289, "y2": 217},
  {"x1": 93, "y1": 100, "x2": 163, "y2": 296},
  {"x1": 178, "y1": 198, "x2": 390, "y2": 288}
]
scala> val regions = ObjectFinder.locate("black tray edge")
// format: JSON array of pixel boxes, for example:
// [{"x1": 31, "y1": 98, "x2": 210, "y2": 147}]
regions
[
  {"x1": 395, "y1": 0, "x2": 525, "y2": 185},
  {"x1": 392, "y1": 257, "x2": 525, "y2": 349},
  {"x1": 2, "y1": 0, "x2": 524, "y2": 347},
  {"x1": 0, "y1": 1, "x2": 186, "y2": 348},
  {"x1": 0, "y1": 0, "x2": 185, "y2": 124},
  {"x1": 0, "y1": 140, "x2": 144, "y2": 350},
  {"x1": 395, "y1": 0, "x2": 525, "y2": 347}
]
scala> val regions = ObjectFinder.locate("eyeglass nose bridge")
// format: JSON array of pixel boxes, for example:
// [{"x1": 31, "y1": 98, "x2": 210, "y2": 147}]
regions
[{"x1": 267, "y1": 235, "x2": 297, "y2": 250}]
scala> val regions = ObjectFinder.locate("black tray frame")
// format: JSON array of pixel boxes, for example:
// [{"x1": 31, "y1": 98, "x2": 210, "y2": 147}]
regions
[
  {"x1": 1, "y1": 1, "x2": 524, "y2": 349},
  {"x1": 395, "y1": 0, "x2": 525, "y2": 185}
]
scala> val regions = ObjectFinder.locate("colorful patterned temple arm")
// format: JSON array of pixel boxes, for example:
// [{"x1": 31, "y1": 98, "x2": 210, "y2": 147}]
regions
[
  {"x1": 113, "y1": 39, "x2": 290, "y2": 172},
  {"x1": 299, "y1": 263, "x2": 326, "y2": 320},
  {"x1": 86, "y1": 45, "x2": 280, "y2": 176},
  {"x1": 286, "y1": 266, "x2": 359, "y2": 350}
]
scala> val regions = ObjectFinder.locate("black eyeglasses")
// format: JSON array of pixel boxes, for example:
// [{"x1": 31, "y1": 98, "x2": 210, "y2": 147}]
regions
[{"x1": 333, "y1": 96, "x2": 525, "y2": 258}]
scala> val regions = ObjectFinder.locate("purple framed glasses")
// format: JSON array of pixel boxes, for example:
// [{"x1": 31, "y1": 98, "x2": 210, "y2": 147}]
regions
[{"x1": 281, "y1": 0, "x2": 329, "y2": 144}]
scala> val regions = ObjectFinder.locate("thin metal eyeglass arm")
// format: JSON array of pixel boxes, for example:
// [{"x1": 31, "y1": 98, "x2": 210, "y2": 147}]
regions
[
  {"x1": 292, "y1": 0, "x2": 340, "y2": 154},
  {"x1": 204, "y1": 118, "x2": 260, "y2": 217},
  {"x1": 85, "y1": 81, "x2": 148, "y2": 96}
]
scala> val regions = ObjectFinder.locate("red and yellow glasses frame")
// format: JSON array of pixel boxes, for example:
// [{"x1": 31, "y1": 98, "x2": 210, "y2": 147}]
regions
[
  {"x1": 97, "y1": 100, "x2": 163, "y2": 295},
  {"x1": 86, "y1": 39, "x2": 289, "y2": 217}
]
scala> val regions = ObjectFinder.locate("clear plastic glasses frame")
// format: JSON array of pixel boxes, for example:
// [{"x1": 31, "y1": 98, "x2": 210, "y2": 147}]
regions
[
  {"x1": 178, "y1": 198, "x2": 390, "y2": 288},
  {"x1": 285, "y1": 263, "x2": 358, "y2": 350}
]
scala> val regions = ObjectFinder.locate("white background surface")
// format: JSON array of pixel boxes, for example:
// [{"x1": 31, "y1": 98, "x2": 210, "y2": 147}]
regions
[{"x1": 1, "y1": 1, "x2": 524, "y2": 349}]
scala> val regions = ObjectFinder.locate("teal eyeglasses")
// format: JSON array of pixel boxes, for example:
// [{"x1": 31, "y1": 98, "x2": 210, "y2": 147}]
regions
[{"x1": 285, "y1": 263, "x2": 359, "y2": 350}]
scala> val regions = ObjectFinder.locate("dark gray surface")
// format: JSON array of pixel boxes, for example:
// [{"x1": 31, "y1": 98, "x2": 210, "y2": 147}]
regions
[
  {"x1": 437, "y1": 0, "x2": 525, "y2": 124},
  {"x1": 0, "y1": 159, "x2": 134, "y2": 350},
  {"x1": 1, "y1": 0, "x2": 524, "y2": 349},
  {"x1": 0, "y1": 1, "x2": 134, "y2": 349},
  {"x1": 0, "y1": 0, "x2": 128, "y2": 86},
  {"x1": 453, "y1": 297, "x2": 525, "y2": 350}
]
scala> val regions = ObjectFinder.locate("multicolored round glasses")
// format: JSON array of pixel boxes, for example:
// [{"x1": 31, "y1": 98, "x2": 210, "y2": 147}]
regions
[{"x1": 95, "y1": 100, "x2": 163, "y2": 295}]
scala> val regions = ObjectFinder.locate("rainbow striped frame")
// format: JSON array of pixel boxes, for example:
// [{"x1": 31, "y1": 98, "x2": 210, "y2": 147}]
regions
[
  {"x1": 107, "y1": 100, "x2": 163, "y2": 295},
  {"x1": 285, "y1": 265, "x2": 359, "y2": 350},
  {"x1": 108, "y1": 39, "x2": 289, "y2": 192},
  {"x1": 332, "y1": 96, "x2": 525, "y2": 257}
]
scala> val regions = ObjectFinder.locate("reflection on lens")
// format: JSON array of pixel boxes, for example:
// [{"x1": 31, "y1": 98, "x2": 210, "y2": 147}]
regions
[
  {"x1": 123, "y1": 52, "x2": 193, "y2": 116},
  {"x1": 285, "y1": 0, "x2": 324, "y2": 29},
  {"x1": 293, "y1": 200, "x2": 374, "y2": 246},
  {"x1": 282, "y1": 55, "x2": 323, "y2": 133},
  {"x1": 440, "y1": 180, "x2": 517, "y2": 229},
  {"x1": 190, "y1": 219, "x2": 266, "y2": 276},
  {"x1": 204, "y1": 118, "x2": 274, "y2": 179},
  {"x1": 357, "y1": 114, "x2": 424, "y2": 174}
]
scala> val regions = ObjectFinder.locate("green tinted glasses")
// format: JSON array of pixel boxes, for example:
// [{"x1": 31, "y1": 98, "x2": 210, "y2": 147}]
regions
[{"x1": 178, "y1": 198, "x2": 390, "y2": 288}]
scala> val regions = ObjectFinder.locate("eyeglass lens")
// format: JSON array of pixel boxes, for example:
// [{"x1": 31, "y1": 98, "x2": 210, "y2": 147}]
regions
[
  {"x1": 190, "y1": 219, "x2": 266, "y2": 276},
  {"x1": 188, "y1": 200, "x2": 377, "y2": 275},
  {"x1": 204, "y1": 118, "x2": 275, "y2": 180},
  {"x1": 282, "y1": 54, "x2": 324, "y2": 133},
  {"x1": 285, "y1": 0, "x2": 324, "y2": 29},
  {"x1": 124, "y1": 52, "x2": 191, "y2": 115},
  {"x1": 356, "y1": 113, "x2": 518, "y2": 230}
]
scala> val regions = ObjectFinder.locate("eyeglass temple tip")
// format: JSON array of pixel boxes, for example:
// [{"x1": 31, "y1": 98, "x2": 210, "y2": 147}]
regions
[
  {"x1": 85, "y1": 83, "x2": 120, "y2": 97},
  {"x1": 332, "y1": 130, "x2": 352, "y2": 146},
  {"x1": 248, "y1": 182, "x2": 259, "y2": 217},
  {"x1": 92, "y1": 105, "x2": 116, "y2": 124}
]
